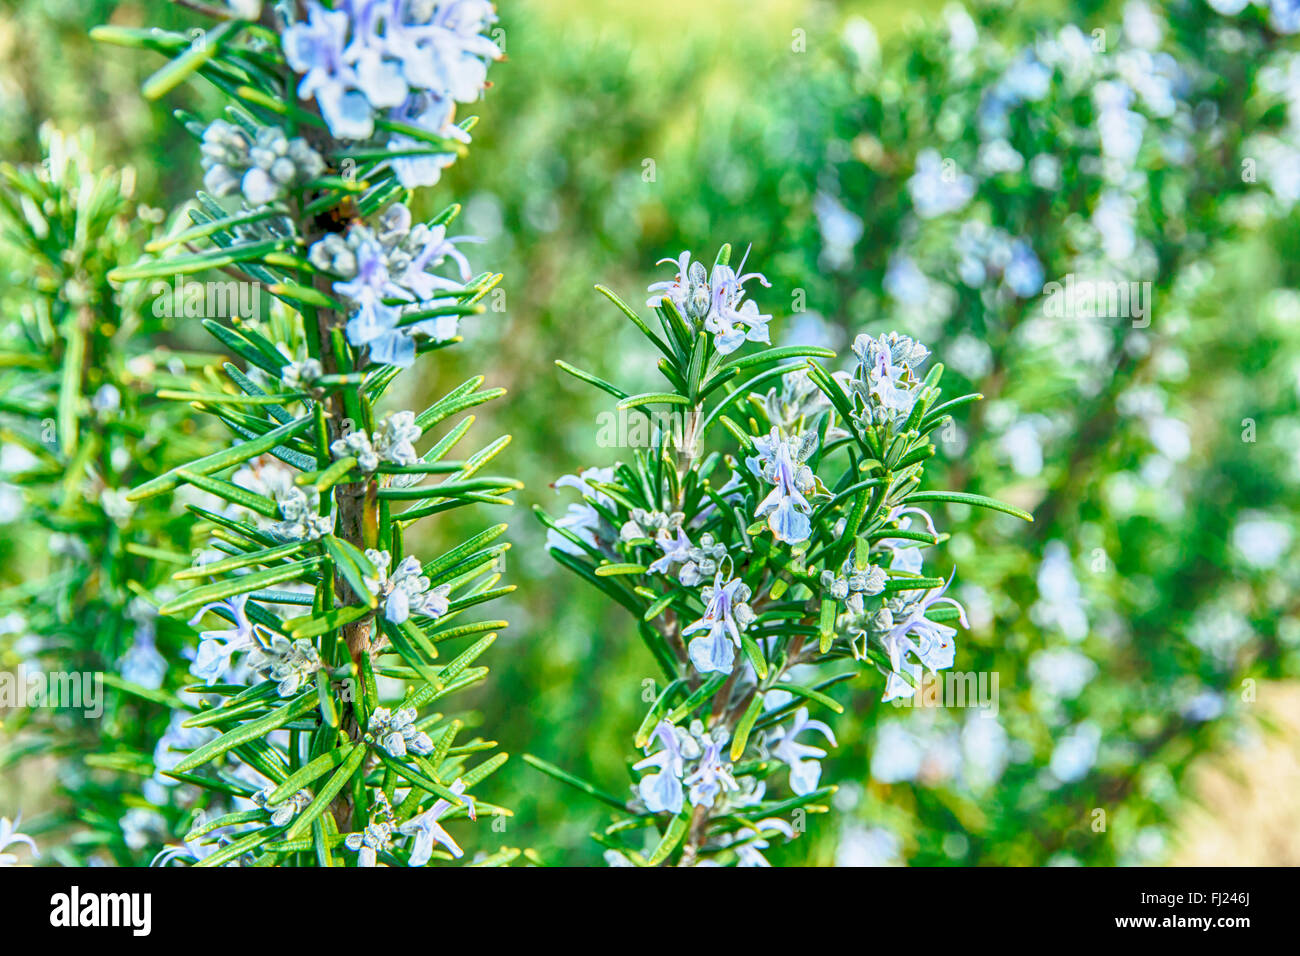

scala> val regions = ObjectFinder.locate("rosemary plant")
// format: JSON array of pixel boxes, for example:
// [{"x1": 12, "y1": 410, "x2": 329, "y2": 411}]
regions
[
  {"x1": 0, "y1": 126, "x2": 217, "y2": 864},
  {"x1": 530, "y1": 245, "x2": 1031, "y2": 866},
  {"x1": 94, "y1": 0, "x2": 518, "y2": 866}
]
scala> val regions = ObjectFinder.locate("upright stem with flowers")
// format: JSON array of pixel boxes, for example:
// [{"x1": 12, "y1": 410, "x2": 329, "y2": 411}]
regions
[
  {"x1": 96, "y1": 0, "x2": 519, "y2": 867},
  {"x1": 533, "y1": 244, "x2": 1031, "y2": 866}
]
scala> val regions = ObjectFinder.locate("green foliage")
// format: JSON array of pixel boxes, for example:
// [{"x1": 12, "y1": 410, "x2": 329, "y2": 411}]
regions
[{"x1": 0, "y1": 125, "x2": 217, "y2": 864}]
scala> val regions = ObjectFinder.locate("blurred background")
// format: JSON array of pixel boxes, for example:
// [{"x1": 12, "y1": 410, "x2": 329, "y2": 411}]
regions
[{"x1": 2, "y1": 0, "x2": 1299, "y2": 865}]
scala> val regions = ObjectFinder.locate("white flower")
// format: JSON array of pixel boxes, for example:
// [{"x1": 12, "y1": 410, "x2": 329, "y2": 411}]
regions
[
  {"x1": 647, "y1": 248, "x2": 772, "y2": 354},
  {"x1": 546, "y1": 466, "x2": 617, "y2": 555},
  {"x1": 188, "y1": 594, "x2": 261, "y2": 686},
  {"x1": 364, "y1": 550, "x2": 451, "y2": 624},
  {"x1": 331, "y1": 429, "x2": 380, "y2": 472},
  {"x1": 768, "y1": 708, "x2": 837, "y2": 795},
  {"x1": 372, "y1": 411, "x2": 422, "y2": 467},
  {"x1": 398, "y1": 778, "x2": 476, "y2": 864},
  {"x1": 249, "y1": 635, "x2": 323, "y2": 696},
  {"x1": 269, "y1": 485, "x2": 333, "y2": 541},
  {"x1": 252, "y1": 786, "x2": 312, "y2": 827},
  {"x1": 0, "y1": 814, "x2": 39, "y2": 866},
  {"x1": 632, "y1": 721, "x2": 686, "y2": 814},
  {"x1": 367, "y1": 706, "x2": 434, "y2": 758}
]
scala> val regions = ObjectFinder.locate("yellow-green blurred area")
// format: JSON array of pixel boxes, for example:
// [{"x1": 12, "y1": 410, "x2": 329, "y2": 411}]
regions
[{"x1": 3, "y1": 0, "x2": 1300, "y2": 866}]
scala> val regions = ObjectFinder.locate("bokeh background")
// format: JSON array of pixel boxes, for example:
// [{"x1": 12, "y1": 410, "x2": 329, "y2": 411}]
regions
[{"x1": 2, "y1": 0, "x2": 1299, "y2": 865}]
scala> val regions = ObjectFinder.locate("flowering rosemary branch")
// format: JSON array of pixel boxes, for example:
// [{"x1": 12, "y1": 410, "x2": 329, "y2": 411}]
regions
[
  {"x1": 532, "y1": 243, "x2": 1030, "y2": 866},
  {"x1": 95, "y1": 0, "x2": 519, "y2": 867}
]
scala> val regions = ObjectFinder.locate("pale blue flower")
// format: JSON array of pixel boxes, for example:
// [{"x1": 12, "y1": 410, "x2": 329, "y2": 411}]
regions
[
  {"x1": 1049, "y1": 721, "x2": 1101, "y2": 783},
  {"x1": 339, "y1": 238, "x2": 412, "y2": 364},
  {"x1": 283, "y1": 4, "x2": 373, "y2": 140},
  {"x1": 633, "y1": 721, "x2": 685, "y2": 814},
  {"x1": 877, "y1": 504, "x2": 936, "y2": 577},
  {"x1": 152, "y1": 712, "x2": 217, "y2": 786},
  {"x1": 769, "y1": 707, "x2": 837, "y2": 795},
  {"x1": 398, "y1": 1, "x2": 502, "y2": 102},
  {"x1": 121, "y1": 807, "x2": 166, "y2": 852},
  {"x1": 547, "y1": 466, "x2": 617, "y2": 555},
  {"x1": 1093, "y1": 190, "x2": 1137, "y2": 260},
  {"x1": 188, "y1": 593, "x2": 258, "y2": 686},
  {"x1": 152, "y1": 834, "x2": 222, "y2": 867},
  {"x1": 1271, "y1": 0, "x2": 1300, "y2": 33},
  {"x1": 647, "y1": 527, "x2": 693, "y2": 575},
  {"x1": 1028, "y1": 648, "x2": 1097, "y2": 700},
  {"x1": 704, "y1": 259, "x2": 772, "y2": 354},
  {"x1": 396, "y1": 222, "x2": 475, "y2": 301},
  {"x1": 398, "y1": 778, "x2": 476, "y2": 864},
  {"x1": 316, "y1": 208, "x2": 479, "y2": 368},
  {"x1": 866, "y1": 336, "x2": 917, "y2": 415},
  {"x1": 1004, "y1": 239, "x2": 1044, "y2": 298},
  {"x1": 1181, "y1": 689, "x2": 1225, "y2": 722},
  {"x1": 849, "y1": 332, "x2": 930, "y2": 427},
  {"x1": 120, "y1": 625, "x2": 167, "y2": 690},
  {"x1": 883, "y1": 254, "x2": 930, "y2": 305},
  {"x1": 880, "y1": 574, "x2": 969, "y2": 702},
  {"x1": 646, "y1": 250, "x2": 703, "y2": 312},
  {"x1": 1204, "y1": 0, "x2": 1249, "y2": 12},
  {"x1": 1000, "y1": 51, "x2": 1051, "y2": 102},
  {"x1": 908, "y1": 148, "x2": 974, "y2": 219},
  {"x1": 647, "y1": 249, "x2": 772, "y2": 354},
  {"x1": 747, "y1": 428, "x2": 819, "y2": 544},
  {"x1": 683, "y1": 572, "x2": 755, "y2": 674},
  {"x1": 685, "y1": 735, "x2": 739, "y2": 807},
  {"x1": 836, "y1": 823, "x2": 903, "y2": 866},
  {"x1": 813, "y1": 191, "x2": 863, "y2": 271},
  {"x1": 282, "y1": 1, "x2": 501, "y2": 142},
  {"x1": 348, "y1": 4, "x2": 411, "y2": 109},
  {"x1": 732, "y1": 817, "x2": 794, "y2": 867},
  {"x1": 1032, "y1": 541, "x2": 1088, "y2": 640},
  {"x1": 1094, "y1": 81, "x2": 1146, "y2": 168},
  {"x1": 870, "y1": 722, "x2": 923, "y2": 783},
  {"x1": 754, "y1": 434, "x2": 814, "y2": 544},
  {"x1": 387, "y1": 92, "x2": 468, "y2": 187},
  {"x1": 889, "y1": 545, "x2": 923, "y2": 575}
]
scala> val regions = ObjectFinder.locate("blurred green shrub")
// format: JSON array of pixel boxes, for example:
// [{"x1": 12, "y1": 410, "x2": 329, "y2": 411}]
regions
[{"x1": 1, "y1": 0, "x2": 1297, "y2": 866}]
